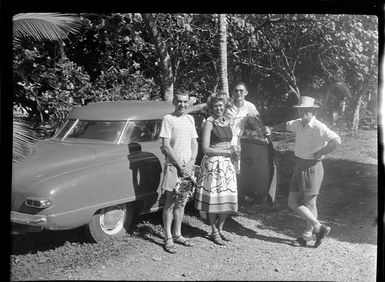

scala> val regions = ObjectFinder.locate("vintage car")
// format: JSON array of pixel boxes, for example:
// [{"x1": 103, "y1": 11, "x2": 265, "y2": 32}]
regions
[{"x1": 11, "y1": 100, "x2": 205, "y2": 242}]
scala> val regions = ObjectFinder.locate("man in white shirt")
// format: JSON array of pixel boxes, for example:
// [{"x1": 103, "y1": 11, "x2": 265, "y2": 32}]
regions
[
  {"x1": 225, "y1": 82, "x2": 266, "y2": 204},
  {"x1": 266, "y1": 96, "x2": 341, "y2": 248},
  {"x1": 159, "y1": 92, "x2": 198, "y2": 254},
  {"x1": 225, "y1": 82, "x2": 264, "y2": 158}
]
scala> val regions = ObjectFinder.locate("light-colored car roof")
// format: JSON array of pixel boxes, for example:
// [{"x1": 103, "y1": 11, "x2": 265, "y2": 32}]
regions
[{"x1": 69, "y1": 100, "x2": 176, "y2": 121}]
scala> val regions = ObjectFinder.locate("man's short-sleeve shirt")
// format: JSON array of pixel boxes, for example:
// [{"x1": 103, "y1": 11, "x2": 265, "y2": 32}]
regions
[
  {"x1": 225, "y1": 100, "x2": 259, "y2": 146},
  {"x1": 286, "y1": 116, "x2": 341, "y2": 160},
  {"x1": 159, "y1": 113, "x2": 198, "y2": 165}
]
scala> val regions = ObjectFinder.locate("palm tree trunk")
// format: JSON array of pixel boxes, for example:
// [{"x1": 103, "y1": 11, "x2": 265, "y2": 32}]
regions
[
  {"x1": 142, "y1": 13, "x2": 174, "y2": 102},
  {"x1": 218, "y1": 14, "x2": 229, "y2": 97}
]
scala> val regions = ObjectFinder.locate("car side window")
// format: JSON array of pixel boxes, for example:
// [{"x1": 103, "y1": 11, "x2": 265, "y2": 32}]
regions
[
  {"x1": 121, "y1": 120, "x2": 162, "y2": 144},
  {"x1": 56, "y1": 120, "x2": 126, "y2": 143}
]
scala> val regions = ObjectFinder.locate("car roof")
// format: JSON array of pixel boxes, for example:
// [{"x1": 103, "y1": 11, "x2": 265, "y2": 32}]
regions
[{"x1": 69, "y1": 100, "x2": 176, "y2": 121}]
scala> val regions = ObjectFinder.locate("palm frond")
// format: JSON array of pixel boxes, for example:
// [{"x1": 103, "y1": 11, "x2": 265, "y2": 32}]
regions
[
  {"x1": 13, "y1": 117, "x2": 38, "y2": 163},
  {"x1": 13, "y1": 13, "x2": 82, "y2": 44}
]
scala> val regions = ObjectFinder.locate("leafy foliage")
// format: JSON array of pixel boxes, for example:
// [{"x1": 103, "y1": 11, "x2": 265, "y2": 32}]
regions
[
  {"x1": 14, "y1": 45, "x2": 91, "y2": 124},
  {"x1": 12, "y1": 13, "x2": 83, "y2": 163},
  {"x1": 13, "y1": 13, "x2": 378, "y2": 139}
]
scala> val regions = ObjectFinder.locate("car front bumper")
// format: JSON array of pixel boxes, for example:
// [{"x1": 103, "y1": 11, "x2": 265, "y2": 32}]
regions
[{"x1": 10, "y1": 211, "x2": 47, "y2": 234}]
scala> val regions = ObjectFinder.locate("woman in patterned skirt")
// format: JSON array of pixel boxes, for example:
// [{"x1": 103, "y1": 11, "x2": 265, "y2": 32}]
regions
[{"x1": 195, "y1": 94, "x2": 238, "y2": 245}]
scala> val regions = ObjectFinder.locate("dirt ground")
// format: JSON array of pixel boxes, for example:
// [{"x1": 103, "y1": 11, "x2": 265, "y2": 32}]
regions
[{"x1": 10, "y1": 129, "x2": 379, "y2": 281}]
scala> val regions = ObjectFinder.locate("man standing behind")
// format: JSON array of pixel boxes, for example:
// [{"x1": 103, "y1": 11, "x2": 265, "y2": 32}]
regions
[
  {"x1": 159, "y1": 91, "x2": 198, "y2": 254},
  {"x1": 225, "y1": 82, "x2": 266, "y2": 201},
  {"x1": 266, "y1": 96, "x2": 341, "y2": 248}
]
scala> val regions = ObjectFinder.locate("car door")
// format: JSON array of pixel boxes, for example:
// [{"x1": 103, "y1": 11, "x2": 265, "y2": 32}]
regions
[{"x1": 122, "y1": 119, "x2": 165, "y2": 212}]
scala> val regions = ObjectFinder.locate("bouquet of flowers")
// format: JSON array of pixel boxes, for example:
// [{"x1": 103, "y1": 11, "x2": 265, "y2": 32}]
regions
[{"x1": 173, "y1": 165, "x2": 201, "y2": 203}]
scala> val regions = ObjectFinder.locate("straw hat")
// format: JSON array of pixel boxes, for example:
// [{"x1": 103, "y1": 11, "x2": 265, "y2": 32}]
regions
[{"x1": 292, "y1": 96, "x2": 320, "y2": 108}]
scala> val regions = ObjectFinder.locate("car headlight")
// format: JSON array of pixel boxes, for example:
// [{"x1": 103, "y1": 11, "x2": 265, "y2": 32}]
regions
[{"x1": 25, "y1": 197, "x2": 52, "y2": 209}]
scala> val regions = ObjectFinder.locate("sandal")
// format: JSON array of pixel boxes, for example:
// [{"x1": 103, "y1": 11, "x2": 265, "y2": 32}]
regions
[
  {"x1": 209, "y1": 231, "x2": 226, "y2": 245},
  {"x1": 164, "y1": 238, "x2": 177, "y2": 254},
  {"x1": 173, "y1": 235, "x2": 194, "y2": 247},
  {"x1": 218, "y1": 230, "x2": 232, "y2": 242}
]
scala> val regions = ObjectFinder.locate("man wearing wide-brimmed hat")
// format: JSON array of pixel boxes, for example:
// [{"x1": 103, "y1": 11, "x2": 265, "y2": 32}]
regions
[{"x1": 266, "y1": 96, "x2": 341, "y2": 248}]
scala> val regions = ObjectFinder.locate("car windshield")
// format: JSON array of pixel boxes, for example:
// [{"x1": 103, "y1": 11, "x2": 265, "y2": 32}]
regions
[
  {"x1": 52, "y1": 119, "x2": 126, "y2": 144},
  {"x1": 120, "y1": 120, "x2": 161, "y2": 144}
]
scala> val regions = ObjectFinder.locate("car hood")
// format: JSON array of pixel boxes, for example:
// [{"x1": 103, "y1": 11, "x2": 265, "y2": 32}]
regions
[{"x1": 12, "y1": 140, "x2": 100, "y2": 188}]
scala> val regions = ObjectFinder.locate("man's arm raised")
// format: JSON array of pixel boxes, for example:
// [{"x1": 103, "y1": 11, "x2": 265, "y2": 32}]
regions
[{"x1": 265, "y1": 122, "x2": 287, "y2": 136}]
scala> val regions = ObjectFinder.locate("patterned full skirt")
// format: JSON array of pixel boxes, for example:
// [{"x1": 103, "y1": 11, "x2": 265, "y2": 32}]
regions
[{"x1": 195, "y1": 155, "x2": 238, "y2": 214}]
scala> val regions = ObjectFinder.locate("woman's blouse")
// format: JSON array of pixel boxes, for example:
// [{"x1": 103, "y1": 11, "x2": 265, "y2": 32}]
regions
[{"x1": 207, "y1": 116, "x2": 232, "y2": 145}]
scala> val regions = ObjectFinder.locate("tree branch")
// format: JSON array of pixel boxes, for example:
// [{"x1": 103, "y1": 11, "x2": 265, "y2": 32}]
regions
[{"x1": 318, "y1": 54, "x2": 339, "y2": 80}]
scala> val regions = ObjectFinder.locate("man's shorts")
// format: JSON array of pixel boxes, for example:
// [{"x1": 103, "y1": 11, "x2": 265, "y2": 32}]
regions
[
  {"x1": 161, "y1": 164, "x2": 179, "y2": 193},
  {"x1": 289, "y1": 157, "x2": 324, "y2": 196}
]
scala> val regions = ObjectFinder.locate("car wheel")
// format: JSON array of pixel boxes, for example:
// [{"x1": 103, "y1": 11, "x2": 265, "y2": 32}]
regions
[{"x1": 84, "y1": 202, "x2": 134, "y2": 242}]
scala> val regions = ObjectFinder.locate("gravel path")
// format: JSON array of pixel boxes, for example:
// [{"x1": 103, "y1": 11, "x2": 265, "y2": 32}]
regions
[{"x1": 10, "y1": 192, "x2": 377, "y2": 281}]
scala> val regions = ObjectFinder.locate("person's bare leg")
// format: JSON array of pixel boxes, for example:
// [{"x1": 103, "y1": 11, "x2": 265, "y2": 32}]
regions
[
  {"x1": 172, "y1": 197, "x2": 187, "y2": 238},
  {"x1": 217, "y1": 213, "x2": 231, "y2": 241},
  {"x1": 288, "y1": 192, "x2": 321, "y2": 232},
  {"x1": 163, "y1": 191, "x2": 175, "y2": 240},
  {"x1": 217, "y1": 213, "x2": 228, "y2": 231},
  {"x1": 208, "y1": 213, "x2": 225, "y2": 245},
  {"x1": 303, "y1": 195, "x2": 318, "y2": 240},
  {"x1": 208, "y1": 213, "x2": 218, "y2": 234},
  {"x1": 162, "y1": 191, "x2": 177, "y2": 253}
]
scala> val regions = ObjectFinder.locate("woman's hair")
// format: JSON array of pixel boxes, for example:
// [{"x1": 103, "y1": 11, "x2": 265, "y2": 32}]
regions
[{"x1": 206, "y1": 93, "x2": 229, "y2": 116}]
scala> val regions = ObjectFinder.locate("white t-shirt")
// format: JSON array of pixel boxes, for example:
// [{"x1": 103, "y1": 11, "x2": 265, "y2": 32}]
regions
[
  {"x1": 286, "y1": 116, "x2": 341, "y2": 160},
  {"x1": 225, "y1": 100, "x2": 260, "y2": 146},
  {"x1": 159, "y1": 113, "x2": 198, "y2": 165}
]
